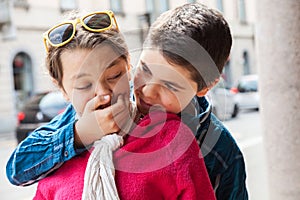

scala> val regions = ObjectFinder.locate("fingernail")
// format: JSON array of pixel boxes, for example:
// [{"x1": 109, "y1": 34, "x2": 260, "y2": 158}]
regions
[{"x1": 103, "y1": 95, "x2": 110, "y2": 100}]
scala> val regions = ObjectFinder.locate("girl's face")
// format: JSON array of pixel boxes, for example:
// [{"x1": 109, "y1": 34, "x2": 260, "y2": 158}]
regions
[
  {"x1": 133, "y1": 49, "x2": 198, "y2": 115},
  {"x1": 60, "y1": 45, "x2": 130, "y2": 116}
]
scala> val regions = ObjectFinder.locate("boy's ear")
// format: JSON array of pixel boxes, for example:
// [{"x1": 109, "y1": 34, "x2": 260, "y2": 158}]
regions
[
  {"x1": 196, "y1": 78, "x2": 220, "y2": 97},
  {"x1": 196, "y1": 88, "x2": 209, "y2": 97}
]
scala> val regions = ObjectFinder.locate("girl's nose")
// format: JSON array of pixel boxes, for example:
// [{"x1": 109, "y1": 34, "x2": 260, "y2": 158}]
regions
[{"x1": 94, "y1": 82, "x2": 111, "y2": 97}]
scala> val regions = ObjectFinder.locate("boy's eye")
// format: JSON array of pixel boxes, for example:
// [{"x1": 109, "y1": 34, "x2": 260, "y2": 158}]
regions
[
  {"x1": 75, "y1": 83, "x2": 92, "y2": 90},
  {"x1": 141, "y1": 62, "x2": 152, "y2": 75},
  {"x1": 164, "y1": 82, "x2": 178, "y2": 92},
  {"x1": 107, "y1": 72, "x2": 122, "y2": 81}
]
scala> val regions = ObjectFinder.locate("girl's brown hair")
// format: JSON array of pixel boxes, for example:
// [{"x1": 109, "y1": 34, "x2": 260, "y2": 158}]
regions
[{"x1": 45, "y1": 12, "x2": 129, "y2": 91}]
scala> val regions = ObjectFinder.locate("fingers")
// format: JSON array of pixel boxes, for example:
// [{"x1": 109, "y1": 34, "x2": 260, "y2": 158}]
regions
[
  {"x1": 112, "y1": 95, "x2": 135, "y2": 134},
  {"x1": 75, "y1": 104, "x2": 120, "y2": 147},
  {"x1": 75, "y1": 94, "x2": 133, "y2": 147},
  {"x1": 95, "y1": 94, "x2": 133, "y2": 134},
  {"x1": 111, "y1": 95, "x2": 129, "y2": 115},
  {"x1": 85, "y1": 94, "x2": 111, "y2": 112}
]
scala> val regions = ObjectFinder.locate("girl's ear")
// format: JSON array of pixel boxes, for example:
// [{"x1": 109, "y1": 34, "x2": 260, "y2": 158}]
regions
[
  {"x1": 60, "y1": 89, "x2": 70, "y2": 102},
  {"x1": 196, "y1": 78, "x2": 220, "y2": 97},
  {"x1": 51, "y1": 78, "x2": 70, "y2": 102},
  {"x1": 51, "y1": 77, "x2": 58, "y2": 86}
]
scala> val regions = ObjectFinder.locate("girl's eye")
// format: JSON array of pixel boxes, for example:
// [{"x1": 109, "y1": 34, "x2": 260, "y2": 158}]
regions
[
  {"x1": 165, "y1": 82, "x2": 178, "y2": 92},
  {"x1": 107, "y1": 72, "x2": 122, "y2": 81},
  {"x1": 75, "y1": 83, "x2": 92, "y2": 90}
]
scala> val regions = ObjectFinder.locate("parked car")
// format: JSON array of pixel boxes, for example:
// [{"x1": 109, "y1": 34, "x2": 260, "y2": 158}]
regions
[
  {"x1": 231, "y1": 74, "x2": 259, "y2": 111},
  {"x1": 207, "y1": 79, "x2": 239, "y2": 121},
  {"x1": 16, "y1": 91, "x2": 69, "y2": 143}
]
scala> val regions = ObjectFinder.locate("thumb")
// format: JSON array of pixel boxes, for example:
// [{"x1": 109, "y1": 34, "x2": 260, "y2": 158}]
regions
[{"x1": 86, "y1": 94, "x2": 111, "y2": 112}]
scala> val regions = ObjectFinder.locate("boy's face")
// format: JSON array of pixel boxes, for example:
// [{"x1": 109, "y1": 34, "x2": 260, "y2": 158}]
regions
[
  {"x1": 133, "y1": 49, "x2": 198, "y2": 115},
  {"x1": 60, "y1": 45, "x2": 130, "y2": 116}
]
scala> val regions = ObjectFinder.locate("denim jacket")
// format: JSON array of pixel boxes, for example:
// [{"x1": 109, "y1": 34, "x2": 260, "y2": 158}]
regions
[{"x1": 6, "y1": 97, "x2": 248, "y2": 200}]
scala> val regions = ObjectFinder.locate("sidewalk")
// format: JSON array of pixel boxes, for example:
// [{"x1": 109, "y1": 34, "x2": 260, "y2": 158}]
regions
[
  {"x1": 0, "y1": 132, "x2": 37, "y2": 200},
  {"x1": 0, "y1": 132, "x2": 15, "y2": 141}
]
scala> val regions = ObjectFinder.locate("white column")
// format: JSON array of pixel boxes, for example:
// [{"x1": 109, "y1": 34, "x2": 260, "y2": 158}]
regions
[{"x1": 256, "y1": 0, "x2": 300, "y2": 199}]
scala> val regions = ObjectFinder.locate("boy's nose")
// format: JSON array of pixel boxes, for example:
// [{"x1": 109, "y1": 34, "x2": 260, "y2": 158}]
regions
[{"x1": 142, "y1": 83, "x2": 159, "y2": 99}]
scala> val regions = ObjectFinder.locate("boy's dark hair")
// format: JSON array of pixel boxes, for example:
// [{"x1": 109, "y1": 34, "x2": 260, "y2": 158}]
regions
[{"x1": 146, "y1": 3, "x2": 232, "y2": 91}]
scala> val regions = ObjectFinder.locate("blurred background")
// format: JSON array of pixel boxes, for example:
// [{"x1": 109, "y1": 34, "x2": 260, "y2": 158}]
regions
[
  {"x1": 0, "y1": 0, "x2": 257, "y2": 131},
  {"x1": 1, "y1": 0, "x2": 299, "y2": 199}
]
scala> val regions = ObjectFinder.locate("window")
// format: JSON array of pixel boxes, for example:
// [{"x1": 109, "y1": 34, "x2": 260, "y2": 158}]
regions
[
  {"x1": 238, "y1": 0, "x2": 247, "y2": 23},
  {"x1": 145, "y1": 0, "x2": 169, "y2": 23},
  {"x1": 223, "y1": 60, "x2": 232, "y2": 88},
  {"x1": 12, "y1": 52, "x2": 34, "y2": 110},
  {"x1": 242, "y1": 50, "x2": 250, "y2": 75},
  {"x1": 60, "y1": 0, "x2": 77, "y2": 13},
  {"x1": 0, "y1": 0, "x2": 11, "y2": 25},
  {"x1": 13, "y1": 0, "x2": 30, "y2": 10},
  {"x1": 216, "y1": 0, "x2": 224, "y2": 13},
  {"x1": 110, "y1": 0, "x2": 123, "y2": 15},
  {"x1": 146, "y1": 0, "x2": 154, "y2": 13},
  {"x1": 160, "y1": 0, "x2": 169, "y2": 13},
  {"x1": 237, "y1": 79, "x2": 258, "y2": 92}
]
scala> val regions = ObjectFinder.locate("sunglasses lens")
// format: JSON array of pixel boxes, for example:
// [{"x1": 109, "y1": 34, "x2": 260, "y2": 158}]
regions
[
  {"x1": 83, "y1": 13, "x2": 111, "y2": 30},
  {"x1": 48, "y1": 23, "x2": 74, "y2": 45}
]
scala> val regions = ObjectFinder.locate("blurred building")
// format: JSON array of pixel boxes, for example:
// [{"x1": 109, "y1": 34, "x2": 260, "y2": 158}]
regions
[{"x1": 0, "y1": 0, "x2": 256, "y2": 133}]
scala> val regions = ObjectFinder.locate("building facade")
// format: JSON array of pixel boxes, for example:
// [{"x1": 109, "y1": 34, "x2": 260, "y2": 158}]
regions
[{"x1": 0, "y1": 0, "x2": 256, "y2": 133}]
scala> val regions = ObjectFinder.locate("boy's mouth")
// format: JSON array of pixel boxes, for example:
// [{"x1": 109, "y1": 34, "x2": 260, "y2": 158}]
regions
[
  {"x1": 139, "y1": 98, "x2": 165, "y2": 114},
  {"x1": 139, "y1": 98, "x2": 152, "y2": 110}
]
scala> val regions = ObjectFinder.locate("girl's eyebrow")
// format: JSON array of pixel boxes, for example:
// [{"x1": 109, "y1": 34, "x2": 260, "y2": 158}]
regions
[
  {"x1": 71, "y1": 73, "x2": 91, "y2": 80},
  {"x1": 71, "y1": 57, "x2": 124, "y2": 81}
]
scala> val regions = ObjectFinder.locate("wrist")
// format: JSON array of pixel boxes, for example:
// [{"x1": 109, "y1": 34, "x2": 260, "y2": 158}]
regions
[
  {"x1": 74, "y1": 117, "x2": 104, "y2": 148},
  {"x1": 74, "y1": 120, "x2": 85, "y2": 149}
]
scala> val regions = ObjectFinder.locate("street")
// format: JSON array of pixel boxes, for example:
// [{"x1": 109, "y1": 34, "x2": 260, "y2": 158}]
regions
[
  {"x1": 0, "y1": 110, "x2": 268, "y2": 200},
  {"x1": 223, "y1": 110, "x2": 269, "y2": 200}
]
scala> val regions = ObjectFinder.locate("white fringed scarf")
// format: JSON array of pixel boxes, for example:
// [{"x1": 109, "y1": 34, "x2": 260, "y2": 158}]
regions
[
  {"x1": 81, "y1": 102, "x2": 140, "y2": 200},
  {"x1": 82, "y1": 134, "x2": 123, "y2": 200}
]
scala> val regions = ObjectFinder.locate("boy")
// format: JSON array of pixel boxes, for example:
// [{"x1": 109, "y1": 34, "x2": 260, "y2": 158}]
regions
[
  {"x1": 33, "y1": 9, "x2": 215, "y2": 200},
  {"x1": 7, "y1": 3, "x2": 248, "y2": 199}
]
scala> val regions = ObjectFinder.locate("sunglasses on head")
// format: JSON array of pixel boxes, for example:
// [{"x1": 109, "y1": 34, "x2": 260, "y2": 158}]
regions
[{"x1": 43, "y1": 10, "x2": 119, "y2": 52}]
